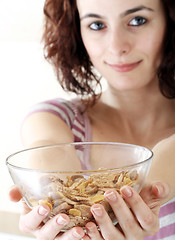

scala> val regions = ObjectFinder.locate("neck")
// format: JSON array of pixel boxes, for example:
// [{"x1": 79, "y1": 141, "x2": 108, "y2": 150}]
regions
[{"x1": 100, "y1": 86, "x2": 175, "y2": 136}]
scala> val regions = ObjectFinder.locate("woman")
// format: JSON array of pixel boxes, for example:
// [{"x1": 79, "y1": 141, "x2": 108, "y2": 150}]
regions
[{"x1": 9, "y1": 0, "x2": 175, "y2": 239}]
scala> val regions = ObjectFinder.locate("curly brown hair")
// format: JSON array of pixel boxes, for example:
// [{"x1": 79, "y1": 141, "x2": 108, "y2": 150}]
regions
[{"x1": 42, "y1": 0, "x2": 175, "y2": 105}]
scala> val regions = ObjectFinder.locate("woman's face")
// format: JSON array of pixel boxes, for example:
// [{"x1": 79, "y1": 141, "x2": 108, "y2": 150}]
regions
[{"x1": 76, "y1": 0, "x2": 166, "y2": 92}]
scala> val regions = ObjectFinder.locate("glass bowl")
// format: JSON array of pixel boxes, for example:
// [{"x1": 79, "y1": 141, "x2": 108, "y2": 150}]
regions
[{"x1": 6, "y1": 142, "x2": 153, "y2": 230}]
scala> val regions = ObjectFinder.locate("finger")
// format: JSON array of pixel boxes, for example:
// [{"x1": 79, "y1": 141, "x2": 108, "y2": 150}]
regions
[
  {"x1": 85, "y1": 222, "x2": 102, "y2": 240},
  {"x1": 140, "y1": 182, "x2": 170, "y2": 207},
  {"x1": 9, "y1": 186, "x2": 22, "y2": 202},
  {"x1": 81, "y1": 235, "x2": 91, "y2": 240},
  {"x1": 20, "y1": 200, "x2": 32, "y2": 215},
  {"x1": 143, "y1": 182, "x2": 169, "y2": 215},
  {"x1": 104, "y1": 189, "x2": 141, "y2": 238},
  {"x1": 120, "y1": 185, "x2": 159, "y2": 235},
  {"x1": 90, "y1": 204, "x2": 124, "y2": 240},
  {"x1": 19, "y1": 204, "x2": 50, "y2": 233},
  {"x1": 139, "y1": 182, "x2": 170, "y2": 219},
  {"x1": 35, "y1": 213, "x2": 70, "y2": 240},
  {"x1": 56, "y1": 227, "x2": 85, "y2": 240},
  {"x1": 151, "y1": 182, "x2": 170, "y2": 198}
]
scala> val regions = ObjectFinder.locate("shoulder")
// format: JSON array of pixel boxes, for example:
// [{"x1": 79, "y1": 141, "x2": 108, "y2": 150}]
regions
[
  {"x1": 26, "y1": 98, "x2": 84, "y2": 128},
  {"x1": 152, "y1": 133, "x2": 175, "y2": 153}
]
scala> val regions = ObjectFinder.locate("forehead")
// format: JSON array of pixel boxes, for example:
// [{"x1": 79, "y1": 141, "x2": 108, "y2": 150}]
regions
[{"x1": 76, "y1": 0, "x2": 164, "y2": 16}]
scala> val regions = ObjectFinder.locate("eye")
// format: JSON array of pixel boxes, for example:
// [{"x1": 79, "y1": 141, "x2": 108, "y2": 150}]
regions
[
  {"x1": 89, "y1": 21, "x2": 105, "y2": 31},
  {"x1": 129, "y1": 16, "x2": 147, "y2": 26}
]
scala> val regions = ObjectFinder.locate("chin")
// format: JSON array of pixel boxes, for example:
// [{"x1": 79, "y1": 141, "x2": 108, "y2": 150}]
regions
[{"x1": 107, "y1": 77, "x2": 141, "y2": 91}]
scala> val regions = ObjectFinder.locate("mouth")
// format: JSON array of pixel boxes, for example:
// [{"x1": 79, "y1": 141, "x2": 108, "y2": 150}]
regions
[{"x1": 107, "y1": 60, "x2": 142, "y2": 73}]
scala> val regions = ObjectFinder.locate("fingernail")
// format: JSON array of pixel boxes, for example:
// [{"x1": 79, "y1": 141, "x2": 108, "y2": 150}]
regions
[
  {"x1": 105, "y1": 191, "x2": 117, "y2": 201},
  {"x1": 156, "y1": 184, "x2": 164, "y2": 195},
  {"x1": 86, "y1": 222, "x2": 95, "y2": 233},
  {"x1": 56, "y1": 215, "x2": 68, "y2": 225},
  {"x1": 87, "y1": 226, "x2": 93, "y2": 232},
  {"x1": 38, "y1": 206, "x2": 48, "y2": 216},
  {"x1": 91, "y1": 206, "x2": 103, "y2": 216},
  {"x1": 121, "y1": 186, "x2": 133, "y2": 198},
  {"x1": 72, "y1": 229, "x2": 84, "y2": 238}
]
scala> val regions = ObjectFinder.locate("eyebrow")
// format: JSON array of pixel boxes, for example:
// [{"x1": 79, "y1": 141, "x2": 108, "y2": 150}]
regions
[
  {"x1": 121, "y1": 5, "x2": 154, "y2": 17},
  {"x1": 80, "y1": 5, "x2": 154, "y2": 21},
  {"x1": 80, "y1": 13, "x2": 105, "y2": 21}
]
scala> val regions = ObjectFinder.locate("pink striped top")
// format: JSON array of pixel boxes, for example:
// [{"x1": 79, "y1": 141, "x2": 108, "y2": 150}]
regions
[{"x1": 27, "y1": 98, "x2": 175, "y2": 239}]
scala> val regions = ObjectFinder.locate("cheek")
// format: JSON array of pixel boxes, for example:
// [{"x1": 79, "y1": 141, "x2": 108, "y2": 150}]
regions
[
  {"x1": 140, "y1": 30, "x2": 165, "y2": 68},
  {"x1": 85, "y1": 42, "x2": 103, "y2": 60},
  {"x1": 81, "y1": 34, "x2": 105, "y2": 60}
]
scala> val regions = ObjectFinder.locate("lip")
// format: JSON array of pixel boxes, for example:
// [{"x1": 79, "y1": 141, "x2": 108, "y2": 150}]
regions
[{"x1": 108, "y1": 60, "x2": 142, "y2": 73}]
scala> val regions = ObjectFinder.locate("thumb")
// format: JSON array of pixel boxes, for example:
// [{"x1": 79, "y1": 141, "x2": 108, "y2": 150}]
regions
[
  {"x1": 140, "y1": 182, "x2": 170, "y2": 213},
  {"x1": 151, "y1": 182, "x2": 170, "y2": 199},
  {"x1": 9, "y1": 185, "x2": 22, "y2": 202}
]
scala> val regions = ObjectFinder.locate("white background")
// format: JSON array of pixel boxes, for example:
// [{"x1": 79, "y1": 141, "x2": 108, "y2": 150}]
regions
[{"x1": 0, "y1": 0, "x2": 70, "y2": 212}]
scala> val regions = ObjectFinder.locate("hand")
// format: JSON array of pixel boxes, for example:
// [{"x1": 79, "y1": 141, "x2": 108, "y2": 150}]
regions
[
  {"x1": 9, "y1": 186, "x2": 86, "y2": 240},
  {"x1": 84, "y1": 182, "x2": 170, "y2": 240}
]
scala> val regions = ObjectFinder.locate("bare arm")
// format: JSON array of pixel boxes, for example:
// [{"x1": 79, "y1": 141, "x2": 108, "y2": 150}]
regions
[
  {"x1": 21, "y1": 111, "x2": 75, "y2": 148},
  {"x1": 147, "y1": 134, "x2": 175, "y2": 203}
]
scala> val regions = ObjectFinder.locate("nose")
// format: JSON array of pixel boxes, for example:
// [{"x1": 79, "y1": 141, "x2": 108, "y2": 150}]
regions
[{"x1": 108, "y1": 28, "x2": 132, "y2": 56}]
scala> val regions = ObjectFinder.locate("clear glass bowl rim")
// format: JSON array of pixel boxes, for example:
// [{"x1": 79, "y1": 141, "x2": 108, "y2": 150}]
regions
[{"x1": 6, "y1": 142, "x2": 153, "y2": 173}]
